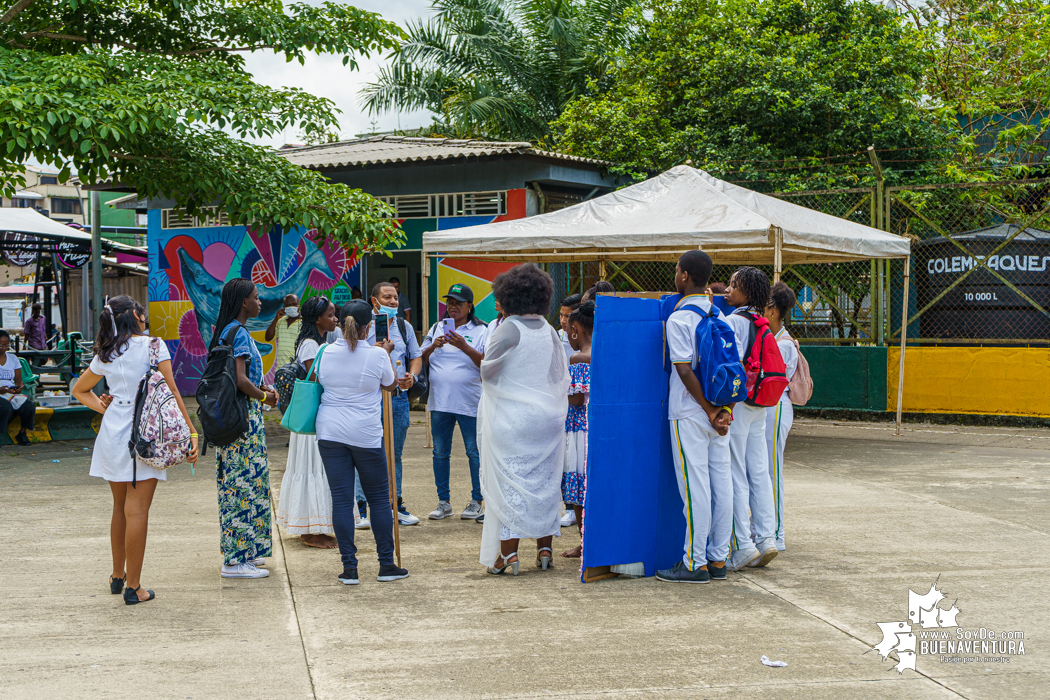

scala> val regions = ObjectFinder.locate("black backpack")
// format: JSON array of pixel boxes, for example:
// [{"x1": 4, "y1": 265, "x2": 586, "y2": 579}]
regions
[{"x1": 195, "y1": 323, "x2": 249, "y2": 454}]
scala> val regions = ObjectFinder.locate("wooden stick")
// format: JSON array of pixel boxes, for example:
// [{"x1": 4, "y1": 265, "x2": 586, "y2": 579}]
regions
[{"x1": 383, "y1": 390, "x2": 401, "y2": 566}]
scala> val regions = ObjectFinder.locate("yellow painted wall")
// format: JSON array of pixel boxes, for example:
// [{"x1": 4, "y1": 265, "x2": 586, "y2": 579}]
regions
[{"x1": 887, "y1": 347, "x2": 1050, "y2": 417}]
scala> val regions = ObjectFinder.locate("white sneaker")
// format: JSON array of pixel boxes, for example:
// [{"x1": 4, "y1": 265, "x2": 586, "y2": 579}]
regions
[
  {"x1": 560, "y1": 510, "x2": 577, "y2": 527},
  {"x1": 221, "y1": 562, "x2": 270, "y2": 579},
  {"x1": 249, "y1": 558, "x2": 266, "y2": 567},
  {"x1": 748, "y1": 538, "x2": 779, "y2": 567},
  {"x1": 398, "y1": 510, "x2": 421, "y2": 526},
  {"x1": 460, "y1": 500, "x2": 483, "y2": 520},
  {"x1": 428, "y1": 501, "x2": 453, "y2": 520},
  {"x1": 355, "y1": 516, "x2": 371, "y2": 530},
  {"x1": 727, "y1": 547, "x2": 761, "y2": 572}
]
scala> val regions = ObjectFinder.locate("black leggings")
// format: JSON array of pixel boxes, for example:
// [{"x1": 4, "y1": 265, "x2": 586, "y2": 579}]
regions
[{"x1": 0, "y1": 397, "x2": 35, "y2": 434}]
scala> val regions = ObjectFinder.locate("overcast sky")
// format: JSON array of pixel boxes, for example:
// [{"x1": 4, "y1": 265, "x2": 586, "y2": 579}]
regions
[{"x1": 243, "y1": 0, "x2": 435, "y2": 147}]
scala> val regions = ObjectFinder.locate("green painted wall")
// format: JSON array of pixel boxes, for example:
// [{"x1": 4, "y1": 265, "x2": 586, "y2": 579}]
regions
[
  {"x1": 100, "y1": 192, "x2": 137, "y2": 227},
  {"x1": 800, "y1": 346, "x2": 887, "y2": 411}
]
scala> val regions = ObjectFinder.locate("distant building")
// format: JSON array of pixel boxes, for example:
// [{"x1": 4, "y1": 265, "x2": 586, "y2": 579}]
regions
[
  {"x1": 0, "y1": 165, "x2": 89, "y2": 226},
  {"x1": 146, "y1": 136, "x2": 625, "y2": 394}
]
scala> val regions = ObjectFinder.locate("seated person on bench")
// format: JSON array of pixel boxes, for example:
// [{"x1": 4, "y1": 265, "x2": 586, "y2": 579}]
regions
[{"x1": 0, "y1": 330, "x2": 36, "y2": 446}]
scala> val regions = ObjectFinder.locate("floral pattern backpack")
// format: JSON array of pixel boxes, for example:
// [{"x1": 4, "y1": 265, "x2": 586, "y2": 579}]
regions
[{"x1": 129, "y1": 337, "x2": 193, "y2": 482}]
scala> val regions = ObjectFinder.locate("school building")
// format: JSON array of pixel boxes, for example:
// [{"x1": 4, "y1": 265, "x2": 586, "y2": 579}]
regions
[{"x1": 145, "y1": 136, "x2": 622, "y2": 394}]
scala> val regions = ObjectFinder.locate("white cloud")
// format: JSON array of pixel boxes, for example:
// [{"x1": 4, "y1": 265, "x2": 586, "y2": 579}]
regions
[{"x1": 243, "y1": 0, "x2": 435, "y2": 147}]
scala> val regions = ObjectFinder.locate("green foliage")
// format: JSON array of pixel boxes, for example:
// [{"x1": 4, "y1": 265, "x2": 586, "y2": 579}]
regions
[
  {"x1": 900, "y1": 0, "x2": 1050, "y2": 180},
  {"x1": 361, "y1": 0, "x2": 638, "y2": 145},
  {"x1": 0, "y1": 0, "x2": 406, "y2": 250},
  {"x1": 554, "y1": 0, "x2": 945, "y2": 190}
]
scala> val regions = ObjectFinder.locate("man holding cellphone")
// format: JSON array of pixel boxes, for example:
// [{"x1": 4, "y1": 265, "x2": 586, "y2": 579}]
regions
[{"x1": 366, "y1": 282, "x2": 424, "y2": 526}]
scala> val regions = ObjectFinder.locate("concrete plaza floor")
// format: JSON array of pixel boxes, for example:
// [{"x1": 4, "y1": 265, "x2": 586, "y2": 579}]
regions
[{"x1": 1, "y1": 415, "x2": 1046, "y2": 699}]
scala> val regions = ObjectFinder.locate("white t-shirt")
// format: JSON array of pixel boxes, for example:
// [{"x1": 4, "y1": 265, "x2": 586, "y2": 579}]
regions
[
  {"x1": 666, "y1": 295, "x2": 724, "y2": 421},
  {"x1": 0, "y1": 353, "x2": 18, "y2": 390},
  {"x1": 314, "y1": 337, "x2": 395, "y2": 449},
  {"x1": 725, "y1": 310, "x2": 757, "y2": 362},
  {"x1": 421, "y1": 319, "x2": 488, "y2": 417},
  {"x1": 775, "y1": 328, "x2": 799, "y2": 393},
  {"x1": 295, "y1": 338, "x2": 320, "y2": 371},
  {"x1": 557, "y1": 328, "x2": 573, "y2": 363}
]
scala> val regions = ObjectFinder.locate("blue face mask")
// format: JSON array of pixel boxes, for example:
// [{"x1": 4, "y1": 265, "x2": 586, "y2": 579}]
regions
[{"x1": 377, "y1": 304, "x2": 398, "y2": 318}]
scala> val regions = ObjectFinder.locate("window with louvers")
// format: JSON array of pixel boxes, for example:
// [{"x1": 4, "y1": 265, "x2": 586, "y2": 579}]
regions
[{"x1": 377, "y1": 191, "x2": 507, "y2": 219}]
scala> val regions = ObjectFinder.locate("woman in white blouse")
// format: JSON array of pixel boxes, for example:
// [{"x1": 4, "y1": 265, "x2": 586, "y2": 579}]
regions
[
  {"x1": 72, "y1": 295, "x2": 198, "y2": 605},
  {"x1": 276, "y1": 296, "x2": 339, "y2": 549},
  {"x1": 314, "y1": 300, "x2": 408, "y2": 586}
]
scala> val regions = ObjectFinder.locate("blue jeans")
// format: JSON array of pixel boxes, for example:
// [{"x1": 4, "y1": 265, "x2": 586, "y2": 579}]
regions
[
  {"x1": 430, "y1": 410, "x2": 481, "y2": 503},
  {"x1": 355, "y1": 393, "x2": 410, "y2": 507},
  {"x1": 317, "y1": 440, "x2": 395, "y2": 569}
]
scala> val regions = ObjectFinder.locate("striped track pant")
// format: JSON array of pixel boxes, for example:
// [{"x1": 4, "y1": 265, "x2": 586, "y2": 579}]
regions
[
  {"x1": 765, "y1": 398, "x2": 793, "y2": 549},
  {"x1": 669, "y1": 414, "x2": 732, "y2": 569}
]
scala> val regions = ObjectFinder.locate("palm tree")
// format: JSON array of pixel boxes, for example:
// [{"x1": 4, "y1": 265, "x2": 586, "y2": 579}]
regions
[{"x1": 361, "y1": 0, "x2": 637, "y2": 145}]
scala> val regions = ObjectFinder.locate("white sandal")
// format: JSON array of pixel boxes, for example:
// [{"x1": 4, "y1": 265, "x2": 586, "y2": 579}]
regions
[
  {"x1": 536, "y1": 547, "x2": 554, "y2": 571},
  {"x1": 487, "y1": 552, "x2": 520, "y2": 576}
]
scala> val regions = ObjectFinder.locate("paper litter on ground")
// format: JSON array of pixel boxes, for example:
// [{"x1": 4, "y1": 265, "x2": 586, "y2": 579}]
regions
[{"x1": 761, "y1": 655, "x2": 787, "y2": 667}]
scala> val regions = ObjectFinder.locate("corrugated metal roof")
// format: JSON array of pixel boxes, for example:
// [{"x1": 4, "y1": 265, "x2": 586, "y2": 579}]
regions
[{"x1": 279, "y1": 135, "x2": 611, "y2": 169}]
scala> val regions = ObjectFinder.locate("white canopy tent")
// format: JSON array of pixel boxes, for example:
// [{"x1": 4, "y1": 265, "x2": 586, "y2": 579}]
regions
[{"x1": 421, "y1": 165, "x2": 914, "y2": 432}]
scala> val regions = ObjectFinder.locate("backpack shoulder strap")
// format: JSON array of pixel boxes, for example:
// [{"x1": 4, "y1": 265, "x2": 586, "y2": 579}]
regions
[
  {"x1": 396, "y1": 316, "x2": 408, "y2": 344},
  {"x1": 148, "y1": 336, "x2": 161, "y2": 369}
]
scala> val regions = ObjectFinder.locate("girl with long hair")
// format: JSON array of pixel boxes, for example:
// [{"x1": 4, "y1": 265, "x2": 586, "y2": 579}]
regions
[
  {"x1": 72, "y1": 295, "x2": 198, "y2": 605},
  {"x1": 212, "y1": 278, "x2": 279, "y2": 579},
  {"x1": 560, "y1": 301, "x2": 594, "y2": 559},
  {"x1": 276, "y1": 296, "x2": 339, "y2": 549}
]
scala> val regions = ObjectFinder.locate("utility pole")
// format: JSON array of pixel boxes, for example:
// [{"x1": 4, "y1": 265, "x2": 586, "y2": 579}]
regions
[{"x1": 90, "y1": 191, "x2": 102, "y2": 340}]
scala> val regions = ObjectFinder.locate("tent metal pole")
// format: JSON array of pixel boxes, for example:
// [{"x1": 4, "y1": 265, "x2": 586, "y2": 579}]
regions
[
  {"x1": 895, "y1": 255, "x2": 910, "y2": 436},
  {"x1": 422, "y1": 250, "x2": 432, "y2": 449}
]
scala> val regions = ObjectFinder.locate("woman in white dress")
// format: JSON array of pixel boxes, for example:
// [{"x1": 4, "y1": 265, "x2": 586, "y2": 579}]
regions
[
  {"x1": 276, "y1": 296, "x2": 339, "y2": 548},
  {"x1": 478, "y1": 264, "x2": 569, "y2": 575},
  {"x1": 72, "y1": 295, "x2": 198, "y2": 605}
]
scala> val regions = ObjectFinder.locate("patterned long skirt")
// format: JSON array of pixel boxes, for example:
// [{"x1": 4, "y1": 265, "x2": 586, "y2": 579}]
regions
[{"x1": 216, "y1": 400, "x2": 272, "y2": 565}]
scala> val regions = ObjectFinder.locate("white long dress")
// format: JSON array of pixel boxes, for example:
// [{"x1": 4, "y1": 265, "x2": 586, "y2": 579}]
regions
[
  {"x1": 478, "y1": 316, "x2": 569, "y2": 566},
  {"x1": 88, "y1": 336, "x2": 169, "y2": 483},
  {"x1": 276, "y1": 339, "x2": 334, "y2": 535}
]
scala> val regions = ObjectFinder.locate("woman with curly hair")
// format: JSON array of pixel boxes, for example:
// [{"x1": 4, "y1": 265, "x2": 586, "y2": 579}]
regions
[
  {"x1": 723, "y1": 267, "x2": 778, "y2": 572},
  {"x1": 276, "y1": 295, "x2": 340, "y2": 549},
  {"x1": 478, "y1": 264, "x2": 569, "y2": 575}
]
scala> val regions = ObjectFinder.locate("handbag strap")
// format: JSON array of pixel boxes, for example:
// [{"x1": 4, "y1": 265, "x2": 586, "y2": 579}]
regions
[{"x1": 307, "y1": 342, "x2": 328, "y2": 382}]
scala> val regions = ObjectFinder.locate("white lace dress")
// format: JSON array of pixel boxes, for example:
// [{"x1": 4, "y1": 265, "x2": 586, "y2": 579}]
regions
[
  {"x1": 275, "y1": 339, "x2": 333, "y2": 535},
  {"x1": 478, "y1": 316, "x2": 569, "y2": 564}
]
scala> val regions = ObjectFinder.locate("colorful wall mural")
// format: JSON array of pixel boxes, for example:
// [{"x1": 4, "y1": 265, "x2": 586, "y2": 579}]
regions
[{"x1": 148, "y1": 211, "x2": 362, "y2": 395}]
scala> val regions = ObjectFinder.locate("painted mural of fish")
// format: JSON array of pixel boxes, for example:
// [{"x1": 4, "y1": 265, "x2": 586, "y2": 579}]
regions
[{"x1": 177, "y1": 245, "x2": 338, "y2": 353}]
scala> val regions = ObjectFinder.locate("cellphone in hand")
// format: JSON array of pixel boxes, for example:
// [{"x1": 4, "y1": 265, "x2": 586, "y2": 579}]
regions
[
  {"x1": 375, "y1": 314, "x2": 389, "y2": 342},
  {"x1": 441, "y1": 318, "x2": 456, "y2": 336}
]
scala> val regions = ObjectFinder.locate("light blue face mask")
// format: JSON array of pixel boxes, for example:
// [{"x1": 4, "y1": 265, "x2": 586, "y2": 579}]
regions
[{"x1": 377, "y1": 304, "x2": 398, "y2": 318}]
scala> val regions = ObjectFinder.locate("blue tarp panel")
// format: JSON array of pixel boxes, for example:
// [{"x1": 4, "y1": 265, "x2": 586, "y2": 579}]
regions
[{"x1": 583, "y1": 294, "x2": 687, "y2": 579}]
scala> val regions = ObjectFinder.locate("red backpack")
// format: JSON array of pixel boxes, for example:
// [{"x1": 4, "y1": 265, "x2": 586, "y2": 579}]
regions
[{"x1": 733, "y1": 310, "x2": 789, "y2": 407}]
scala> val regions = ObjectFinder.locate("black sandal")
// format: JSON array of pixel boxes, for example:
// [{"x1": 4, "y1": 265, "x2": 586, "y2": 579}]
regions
[
  {"x1": 109, "y1": 574, "x2": 126, "y2": 595},
  {"x1": 123, "y1": 586, "x2": 156, "y2": 605}
]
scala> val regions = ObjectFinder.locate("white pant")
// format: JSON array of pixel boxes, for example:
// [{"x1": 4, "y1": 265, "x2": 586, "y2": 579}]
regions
[
  {"x1": 669, "y1": 414, "x2": 732, "y2": 569},
  {"x1": 765, "y1": 399, "x2": 793, "y2": 549},
  {"x1": 728, "y1": 401, "x2": 776, "y2": 551}
]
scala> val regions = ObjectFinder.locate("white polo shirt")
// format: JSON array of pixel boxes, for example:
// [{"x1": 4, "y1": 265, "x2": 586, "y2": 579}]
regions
[
  {"x1": 775, "y1": 327, "x2": 799, "y2": 383},
  {"x1": 725, "y1": 309, "x2": 757, "y2": 362},
  {"x1": 666, "y1": 294, "x2": 724, "y2": 421},
  {"x1": 315, "y1": 337, "x2": 395, "y2": 449},
  {"x1": 421, "y1": 318, "x2": 488, "y2": 417}
]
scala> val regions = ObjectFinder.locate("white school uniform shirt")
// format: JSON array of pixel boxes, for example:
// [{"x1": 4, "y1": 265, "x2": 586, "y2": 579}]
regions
[
  {"x1": 775, "y1": 328, "x2": 798, "y2": 381},
  {"x1": 666, "y1": 294, "x2": 724, "y2": 421},
  {"x1": 420, "y1": 318, "x2": 488, "y2": 417},
  {"x1": 725, "y1": 309, "x2": 757, "y2": 362},
  {"x1": 314, "y1": 337, "x2": 395, "y2": 449}
]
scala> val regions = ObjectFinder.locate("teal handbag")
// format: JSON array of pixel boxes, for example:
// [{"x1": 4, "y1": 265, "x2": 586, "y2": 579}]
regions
[{"x1": 280, "y1": 344, "x2": 328, "y2": 435}]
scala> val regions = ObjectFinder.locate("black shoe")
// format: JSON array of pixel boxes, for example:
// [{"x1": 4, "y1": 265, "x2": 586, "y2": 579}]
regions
[
  {"x1": 15, "y1": 432, "x2": 30, "y2": 446},
  {"x1": 123, "y1": 586, "x2": 156, "y2": 605},
  {"x1": 109, "y1": 574, "x2": 126, "y2": 595},
  {"x1": 377, "y1": 563, "x2": 409, "y2": 582},
  {"x1": 476, "y1": 513, "x2": 485, "y2": 524},
  {"x1": 338, "y1": 567, "x2": 359, "y2": 585},
  {"x1": 655, "y1": 561, "x2": 710, "y2": 584},
  {"x1": 708, "y1": 562, "x2": 727, "y2": 580}
]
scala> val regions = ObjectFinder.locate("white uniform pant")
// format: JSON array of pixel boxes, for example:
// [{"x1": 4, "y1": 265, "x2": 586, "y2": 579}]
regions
[
  {"x1": 728, "y1": 401, "x2": 776, "y2": 551},
  {"x1": 669, "y1": 414, "x2": 732, "y2": 569},
  {"x1": 765, "y1": 398, "x2": 793, "y2": 550}
]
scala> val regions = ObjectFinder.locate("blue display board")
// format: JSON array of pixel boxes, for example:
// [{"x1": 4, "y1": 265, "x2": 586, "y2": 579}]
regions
[{"x1": 582, "y1": 294, "x2": 687, "y2": 580}]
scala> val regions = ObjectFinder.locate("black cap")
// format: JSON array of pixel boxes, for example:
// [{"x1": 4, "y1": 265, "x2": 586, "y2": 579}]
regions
[
  {"x1": 443, "y1": 283, "x2": 474, "y2": 303},
  {"x1": 339, "y1": 299, "x2": 373, "y2": 328}
]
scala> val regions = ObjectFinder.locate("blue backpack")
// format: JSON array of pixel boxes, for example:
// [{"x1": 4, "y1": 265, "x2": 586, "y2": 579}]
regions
[{"x1": 676, "y1": 305, "x2": 747, "y2": 406}]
